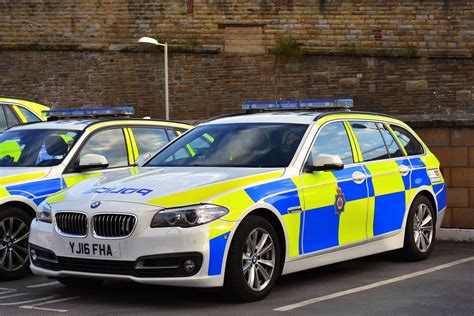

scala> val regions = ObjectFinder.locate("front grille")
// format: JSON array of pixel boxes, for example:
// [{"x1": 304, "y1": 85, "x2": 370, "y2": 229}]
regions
[
  {"x1": 55, "y1": 212, "x2": 87, "y2": 236},
  {"x1": 58, "y1": 257, "x2": 134, "y2": 275},
  {"x1": 92, "y1": 214, "x2": 136, "y2": 238}
]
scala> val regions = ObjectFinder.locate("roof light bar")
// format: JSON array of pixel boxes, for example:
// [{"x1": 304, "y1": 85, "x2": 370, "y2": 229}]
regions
[
  {"x1": 242, "y1": 99, "x2": 353, "y2": 110},
  {"x1": 44, "y1": 107, "x2": 135, "y2": 118}
]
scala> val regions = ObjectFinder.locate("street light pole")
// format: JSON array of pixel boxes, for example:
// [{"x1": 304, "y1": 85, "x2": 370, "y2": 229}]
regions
[{"x1": 138, "y1": 36, "x2": 170, "y2": 120}]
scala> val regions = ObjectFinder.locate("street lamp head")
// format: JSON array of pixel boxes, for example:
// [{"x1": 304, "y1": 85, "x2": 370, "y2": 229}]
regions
[{"x1": 138, "y1": 36, "x2": 160, "y2": 45}]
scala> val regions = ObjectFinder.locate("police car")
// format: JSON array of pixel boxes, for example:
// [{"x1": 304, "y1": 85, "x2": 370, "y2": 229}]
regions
[
  {"x1": 29, "y1": 100, "x2": 446, "y2": 301},
  {"x1": 0, "y1": 107, "x2": 192, "y2": 279},
  {"x1": 0, "y1": 98, "x2": 49, "y2": 132}
]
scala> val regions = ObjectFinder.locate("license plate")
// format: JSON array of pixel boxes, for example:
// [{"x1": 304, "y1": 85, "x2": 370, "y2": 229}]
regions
[{"x1": 66, "y1": 241, "x2": 120, "y2": 258}]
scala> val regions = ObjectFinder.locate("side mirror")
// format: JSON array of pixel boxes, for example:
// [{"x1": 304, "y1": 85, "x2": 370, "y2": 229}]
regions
[
  {"x1": 134, "y1": 153, "x2": 152, "y2": 167},
  {"x1": 304, "y1": 154, "x2": 344, "y2": 173},
  {"x1": 76, "y1": 154, "x2": 109, "y2": 171}
]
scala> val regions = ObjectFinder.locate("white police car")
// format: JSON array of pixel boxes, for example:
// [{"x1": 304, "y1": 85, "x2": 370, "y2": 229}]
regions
[
  {"x1": 0, "y1": 107, "x2": 191, "y2": 279},
  {"x1": 29, "y1": 100, "x2": 446, "y2": 301}
]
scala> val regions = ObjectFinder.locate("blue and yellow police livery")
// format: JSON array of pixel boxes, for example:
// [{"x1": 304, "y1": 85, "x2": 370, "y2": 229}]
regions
[
  {"x1": 29, "y1": 100, "x2": 446, "y2": 301},
  {"x1": 0, "y1": 108, "x2": 192, "y2": 279}
]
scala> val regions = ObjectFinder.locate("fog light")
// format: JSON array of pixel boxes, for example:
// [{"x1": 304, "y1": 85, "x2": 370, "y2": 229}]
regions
[
  {"x1": 30, "y1": 249, "x2": 37, "y2": 261},
  {"x1": 183, "y1": 259, "x2": 196, "y2": 274}
]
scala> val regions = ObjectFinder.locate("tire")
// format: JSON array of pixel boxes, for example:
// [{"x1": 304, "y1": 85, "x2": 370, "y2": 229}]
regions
[
  {"x1": 401, "y1": 195, "x2": 436, "y2": 261},
  {"x1": 0, "y1": 205, "x2": 33, "y2": 280},
  {"x1": 57, "y1": 277, "x2": 104, "y2": 289},
  {"x1": 224, "y1": 215, "x2": 281, "y2": 302}
]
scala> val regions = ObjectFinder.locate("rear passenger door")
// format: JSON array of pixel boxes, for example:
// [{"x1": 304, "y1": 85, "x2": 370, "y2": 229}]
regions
[
  {"x1": 300, "y1": 121, "x2": 369, "y2": 254},
  {"x1": 348, "y1": 121, "x2": 409, "y2": 238}
]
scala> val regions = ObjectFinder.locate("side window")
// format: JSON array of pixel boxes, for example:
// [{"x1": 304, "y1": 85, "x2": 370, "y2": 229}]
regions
[
  {"x1": 78, "y1": 128, "x2": 128, "y2": 168},
  {"x1": 311, "y1": 122, "x2": 354, "y2": 165},
  {"x1": 378, "y1": 123, "x2": 403, "y2": 158},
  {"x1": 131, "y1": 127, "x2": 169, "y2": 157},
  {"x1": 166, "y1": 129, "x2": 178, "y2": 141},
  {"x1": 390, "y1": 125, "x2": 424, "y2": 156},
  {"x1": 0, "y1": 106, "x2": 7, "y2": 131},
  {"x1": 350, "y1": 121, "x2": 389, "y2": 162},
  {"x1": 17, "y1": 106, "x2": 41, "y2": 122},
  {"x1": 4, "y1": 105, "x2": 20, "y2": 127}
]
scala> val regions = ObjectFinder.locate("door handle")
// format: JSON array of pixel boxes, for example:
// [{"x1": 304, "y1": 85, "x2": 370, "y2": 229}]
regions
[
  {"x1": 352, "y1": 171, "x2": 366, "y2": 184},
  {"x1": 399, "y1": 165, "x2": 411, "y2": 176}
]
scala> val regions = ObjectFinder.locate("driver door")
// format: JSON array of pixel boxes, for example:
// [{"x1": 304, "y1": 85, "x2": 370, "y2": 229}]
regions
[{"x1": 299, "y1": 121, "x2": 369, "y2": 254}]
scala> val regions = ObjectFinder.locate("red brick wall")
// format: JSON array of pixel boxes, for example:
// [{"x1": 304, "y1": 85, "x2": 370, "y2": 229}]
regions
[{"x1": 416, "y1": 127, "x2": 474, "y2": 229}]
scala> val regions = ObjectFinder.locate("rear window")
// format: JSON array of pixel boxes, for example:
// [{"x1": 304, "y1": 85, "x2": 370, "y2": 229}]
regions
[{"x1": 390, "y1": 125, "x2": 424, "y2": 156}]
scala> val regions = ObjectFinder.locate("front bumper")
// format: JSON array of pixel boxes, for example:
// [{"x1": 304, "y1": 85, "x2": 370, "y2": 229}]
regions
[{"x1": 29, "y1": 215, "x2": 233, "y2": 287}]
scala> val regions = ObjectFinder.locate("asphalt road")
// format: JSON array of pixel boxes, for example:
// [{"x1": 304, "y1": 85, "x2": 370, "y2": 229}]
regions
[{"x1": 0, "y1": 241, "x2": 472, "y2": 315}]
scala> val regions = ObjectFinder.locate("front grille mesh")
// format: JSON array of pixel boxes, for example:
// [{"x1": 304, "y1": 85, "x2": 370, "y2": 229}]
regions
[
  {"x1": 55, "y1": 212, "x2": 87, "y2": 236},
  {"x1": 93, "y1": 214, "x2": 136, "y2": 238}
]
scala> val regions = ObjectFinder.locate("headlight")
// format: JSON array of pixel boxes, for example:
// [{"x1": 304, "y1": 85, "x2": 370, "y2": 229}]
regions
[
  {"x1": 151, "y1": 204, "x2": 229, "y2": 228},
  {"x1": 37, "y1": 201, "x2": 52, "y2": 223}
]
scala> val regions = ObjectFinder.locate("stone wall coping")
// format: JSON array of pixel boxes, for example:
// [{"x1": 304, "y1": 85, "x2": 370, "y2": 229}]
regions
[
  {"x1": 396, "y1": 114, "x2": 474, "y2": 128},
  {"x1": 0, "y1": 43, "x2": 472, "y2": 59}
]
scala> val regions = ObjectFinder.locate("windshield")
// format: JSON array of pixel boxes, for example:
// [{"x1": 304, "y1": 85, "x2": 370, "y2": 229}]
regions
[
  {"x1": 146, "y1": 123, "x2": 308, "y2": 168},
  {"x1": 0, "y1": 129, "x2": 81, "y2": 167}
]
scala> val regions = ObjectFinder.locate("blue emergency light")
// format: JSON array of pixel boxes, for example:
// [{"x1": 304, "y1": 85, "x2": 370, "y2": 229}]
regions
[
  {"x1": 242, "y1": 99, "x2": 353, "y2": 110},
  {"x1": 43, "y1": 107, "x2": 135, "y2": 118}
]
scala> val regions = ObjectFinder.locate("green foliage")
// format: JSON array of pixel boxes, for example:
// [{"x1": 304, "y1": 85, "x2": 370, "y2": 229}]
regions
[{"x1": 270, "y1": 37, "x2": 304, "y2": 61}]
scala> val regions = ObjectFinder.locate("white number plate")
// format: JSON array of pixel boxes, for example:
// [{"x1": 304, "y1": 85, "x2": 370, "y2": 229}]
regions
[{"x1": 66, "y1": 241, "x2": 120, "y2": 258}]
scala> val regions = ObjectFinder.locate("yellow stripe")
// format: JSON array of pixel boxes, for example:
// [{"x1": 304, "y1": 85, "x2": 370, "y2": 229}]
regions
[
  {"x1": 344, "y1": 121, "x2": 363, "y2": 163},
  {"x1": 128, "y1": 129, "x2": 139, "y2": 160},
  {"x1": 209, "y1": 220, "x2": 235, "y2": 240},
  {"x1": 46, "y1": 190, "x2": 67, "y2": 204},
  {"x1": 0, "y1": 187, "x2": 9, "y2": 198},
  {"x1": 186, "y1": 144, "x2": 196, "y2": 157},
  {"x1": 0, "y1": 172, "x2": 47, "y2": 186},
  {"x1": 203, "y1": 133, "x2": 214, "y2": 142},
  {"x1": 212, "y1": 190, "x2": 255, "y2": 221},
  {"x1": 123, "y1": 128, "x2": 135, "y2": 165},
  {"x1": 63, "y1": 173, "x2": 102, "y2": 188},
  {"x1": 12, "y1": 106, "x2": 28, "y2": 123},
  {"x1": 366, "y1": 196, "x2": 375, "y2": 238},
  {"x1": 316, "y1": 113, "x2": 410, "y2": 127},
  {"x1": 87, "y1": 120, "x2": 192, "y2": 132},
  {"x1": 147, "y1": 171, "x2": 283, "y2": 207},
  {"x1": 338, "y1": 199, "x2": 368, "y2": 245},
  {"x1": 386, "y1": 124, "x2": 408, "y2": 156}
]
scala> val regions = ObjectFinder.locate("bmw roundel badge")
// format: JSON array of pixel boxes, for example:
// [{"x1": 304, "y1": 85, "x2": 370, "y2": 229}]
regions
[{"x1": 90, "y1": 201, "x2": 101, "y2": 209}]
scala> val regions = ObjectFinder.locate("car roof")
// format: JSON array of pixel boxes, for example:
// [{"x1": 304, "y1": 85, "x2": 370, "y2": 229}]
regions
[
  {"x1": 6, "y1": 119, "x2": 193, "y2": 132},
  {"x1": 203, "y1": 111, "x2": 399, "y2": 125}
]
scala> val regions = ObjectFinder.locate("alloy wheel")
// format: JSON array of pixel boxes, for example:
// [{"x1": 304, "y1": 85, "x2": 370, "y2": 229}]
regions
[
  {"x1": 0, "y1": 217, "x2": 30, "y2": 271},
  {"x1": 413, "y1": 203, "x2": 433, "y2": 253}
]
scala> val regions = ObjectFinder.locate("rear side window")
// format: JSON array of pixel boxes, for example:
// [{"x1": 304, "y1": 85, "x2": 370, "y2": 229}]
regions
[
  {"x1": 17, "y1": 106, "x2": 41, "y2": 122},
  {"x1": 390, "y1": 125, "x2": 424, "y2": 156},
  {"x1": 131, "y1": 127, "x2": 169, "y2": 157},
  {"x1": 0, "y1": 106, "x2": 7, "y2": 131},
  {"x1": 378, "y1": 123, "x2": 403, "y2": 158},
  {"x1": 350, "y1": 121, "x2": 389, "y2": 162},
  {"x1": 311, "y1": 122, "x2": 354, "y2": 164},
  {"x1": 4, "y1": 105, "x2": 20, "y2": 127}
]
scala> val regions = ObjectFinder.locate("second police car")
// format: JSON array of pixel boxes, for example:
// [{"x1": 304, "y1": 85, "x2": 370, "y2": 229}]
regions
[
  {"x1": 0, "y1": 98, "x2": 50, "y2": 132},
  {"x1": 0, "y1": 107, "x2": 192, "y2": 279},
  {"x1": 29, "y1": 100, "x2": 447, "y2": 301}
]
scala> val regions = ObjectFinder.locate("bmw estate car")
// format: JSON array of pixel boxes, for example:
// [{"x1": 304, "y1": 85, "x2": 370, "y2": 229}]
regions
[
  {"x1": 29, "y1": 100, "x2": 446, "y2": 301},
  {"x1": 0, "y1": 108, "x2": 192, "y2": 279}
]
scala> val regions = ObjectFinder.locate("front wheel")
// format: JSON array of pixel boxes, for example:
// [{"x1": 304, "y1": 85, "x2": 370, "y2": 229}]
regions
[
  {"x1": 401, "y1": 195, "x2": 436, "y2": 261},
  {"x1": 0, "y1": 206, "x2": 32, "y2": 280},
  {"x1": 224, "y1": 215, "x2": 281, "y2": 302}
]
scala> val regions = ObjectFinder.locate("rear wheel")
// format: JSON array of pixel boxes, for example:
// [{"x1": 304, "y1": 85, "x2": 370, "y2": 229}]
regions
[
  {"x1": 224, "y1": 215, "x2": 281, "y2": 302},
  {"x1": 401, "y1": 195, "x2": 436, "y2": 261},
  {"x1": 57, "y1": 277, "x2": 104, "y2": 289},
  {"x1": 0, "y1": 206, "x2": 32, "y2": 280}
]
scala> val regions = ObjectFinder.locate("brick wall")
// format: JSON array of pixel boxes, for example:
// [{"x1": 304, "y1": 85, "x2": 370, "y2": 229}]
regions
[{"x1": 415, "y1": 127, "x2": 474, "y2": 229}]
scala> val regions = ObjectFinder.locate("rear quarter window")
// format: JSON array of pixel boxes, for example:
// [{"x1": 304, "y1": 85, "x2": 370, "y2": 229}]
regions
[{"x1": 390, "y1": 125, "x2": 424, "y2": 156}]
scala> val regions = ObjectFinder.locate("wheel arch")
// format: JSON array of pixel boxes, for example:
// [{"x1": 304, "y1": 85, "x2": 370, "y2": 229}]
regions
[{"x1": 0, "y1": 200, "x2": 36, "y2": 219}]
